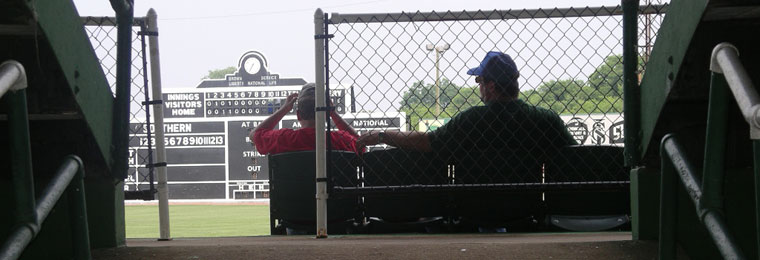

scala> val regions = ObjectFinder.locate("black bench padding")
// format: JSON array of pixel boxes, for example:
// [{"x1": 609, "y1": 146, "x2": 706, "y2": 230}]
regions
[
  {"x1": 544, "y1": 145, "x2": 630, "y2": 216},
  {"x1": 268, "y1": 145, "x2": 630, "y2": 233},
  {"x1": 361, "y1": 149, "x2": 449, "y2": 221},
  {"x1": 268, "y1": 151, "x2": 359, "y2": 234}
]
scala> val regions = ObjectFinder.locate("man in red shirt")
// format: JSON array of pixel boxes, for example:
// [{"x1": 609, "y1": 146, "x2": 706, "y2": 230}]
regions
[{"x1": 251, "y1": 83, "x2": 360, "y2": 155}]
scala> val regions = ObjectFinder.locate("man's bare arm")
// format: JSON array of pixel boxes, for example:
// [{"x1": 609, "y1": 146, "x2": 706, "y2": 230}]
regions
[
  {"x1": 251, "y1": 93, "x2": 298, "y2": 140},
  {"x1": 331, "y1": 111, "x2": 358, "y2": 137},
  {"x1": 358, "y1": 131, "x2": 431, "y2": 152}
]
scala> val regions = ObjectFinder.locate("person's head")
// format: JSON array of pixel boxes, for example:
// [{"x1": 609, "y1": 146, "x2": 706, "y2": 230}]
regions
[
  {"x1": 467, "y1": 51, "x2": 520, "y2": 102},
  {"x1": 296, "y1": 83, "x2": 316, "y2": 122}
]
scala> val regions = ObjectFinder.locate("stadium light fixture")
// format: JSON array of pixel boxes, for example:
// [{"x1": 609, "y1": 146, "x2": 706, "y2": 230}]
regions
[{"x1": 425, "y1": 43, "x2": 450, "y2": 115}]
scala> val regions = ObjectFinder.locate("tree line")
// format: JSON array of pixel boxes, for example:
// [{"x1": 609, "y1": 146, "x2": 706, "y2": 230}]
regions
[{"x1": 400, "y1": 54, "x2": 625, "y2": 130}]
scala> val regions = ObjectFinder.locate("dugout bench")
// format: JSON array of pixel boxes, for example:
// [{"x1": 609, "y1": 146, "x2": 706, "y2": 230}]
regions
[
  {"x1": 267, "y1": 145, "x2": 629, "y2": 234},
  {"x1": 268, "y1": 151, "x2": 361, "y2": 235}
]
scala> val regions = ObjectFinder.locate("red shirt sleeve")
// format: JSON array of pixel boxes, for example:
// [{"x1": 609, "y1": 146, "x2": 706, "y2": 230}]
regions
[
  {"x1": 332, "y1": 130, "x2": 362, "y2": 154},
  {"x1": 253, "y1": 128, "x2": 280, "y2": 155},
  {"x1": 255, "y1": 128, "x2": 362, "y2": 155}
]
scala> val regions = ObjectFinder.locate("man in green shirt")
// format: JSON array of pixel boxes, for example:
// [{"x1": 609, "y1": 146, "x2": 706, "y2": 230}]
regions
[{"x1": 358, "y1": 51, "x2": 576, "y2": 183}]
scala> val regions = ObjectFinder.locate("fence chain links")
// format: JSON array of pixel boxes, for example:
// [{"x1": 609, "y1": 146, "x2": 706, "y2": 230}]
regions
[
  {"x1": 82, "y1": 16, "x2": 155, "y2": 198},
  {"x1": 324, "y1": 4, "x2": 667, "y2": 192}
]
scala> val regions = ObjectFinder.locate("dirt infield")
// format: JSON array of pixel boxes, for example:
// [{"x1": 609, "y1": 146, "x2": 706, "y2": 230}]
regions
[{"x1": 92, "y1": 232, "x2": 672, "y2": 259}]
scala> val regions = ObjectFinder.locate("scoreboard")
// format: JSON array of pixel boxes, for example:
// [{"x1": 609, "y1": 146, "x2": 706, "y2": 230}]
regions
[
  {"x1": 127, "y1": 85, "x2": 406, "y2": 200},
  {"x1": 162, "y1": 88, "x2": 348, "y2": 118},
  {"x1": 126, "y1": 51, "x2": 406, "y2": 200}
]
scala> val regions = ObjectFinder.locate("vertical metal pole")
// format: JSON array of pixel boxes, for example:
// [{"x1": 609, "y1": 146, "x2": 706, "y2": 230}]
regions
[
  {"x1": 659, "y1": 134, "x2": 678, "y2": 260},
  {"x1": 1, "y1": 60, "x2": 36, "y2": 260},
  {"x1": 435, "y1": 50, "x2": 440, "y2": 116},
  {"x1": 110, "y1": 0, "x2": 134, "y2": 179},
  {"x1": 313, "y1": 8, "x2": 328, "y2": 238},
  {"x1": 6, "y1": 88, "x2": 36, "y2": 226},
  {"x1": 622, "y1": 0, "x2": 640, "y2": 167},
  {"x1": 350, "y1": 85, "x2": 356, "y2": 113},
  {"x1": 754, "y1": 140, "x2": 760, "y2": 259},
  {"x1": 701, "y1": 73, "x2": 728, "y2": 213},
  {"x1": 2, "y1": 61, "x2": 34, "y2": 226},
  {"x1": 67, "y1": 156, "x2": 91, "y2": 260},
  {"x1": 147, "y1": 8, "x2": 171, "y2": 241},
  {"x1": 323, "y1": 13, "x2": 334, "y2": 220}
]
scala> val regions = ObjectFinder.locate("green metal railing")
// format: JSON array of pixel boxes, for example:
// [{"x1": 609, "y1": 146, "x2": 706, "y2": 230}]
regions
[
  {"x1": 658, "y1": 42, "x2": 760, "y2": 259},
  {"x1": 659, "y1": 135, "x2": 744, "y2": 259},
  {"x1": 711, "y1": 42, "x2": 760, "y2": 260},
  {"x1": 1, "y1": 61, "x2": 35, "y2": 232},
  {"x1": 1, "y1": 61, "x2": 91, "y2": 260},
  {"x1": 0, "y1": 156, "x2": 91, "y2": 260}
]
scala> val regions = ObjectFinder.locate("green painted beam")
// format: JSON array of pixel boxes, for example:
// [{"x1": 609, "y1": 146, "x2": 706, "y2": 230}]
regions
[
  {"x1": 638, "y1": 0, "x2": 708, "y2": 156},
  {"x1": 631, "y1": 167, "x2": 661, "y2": 240},
  {"x1": 23, "y1": 0, "x2": 114, "y2": 169}
]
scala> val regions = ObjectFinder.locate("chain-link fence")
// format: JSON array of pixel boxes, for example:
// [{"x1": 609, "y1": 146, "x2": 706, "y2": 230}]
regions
[
  {"x1": 82, "y1": 16, "x2": 156, "y2": 198},
  {"x1": 321, "y1": 4, "x2": 667, "y2": 198}
]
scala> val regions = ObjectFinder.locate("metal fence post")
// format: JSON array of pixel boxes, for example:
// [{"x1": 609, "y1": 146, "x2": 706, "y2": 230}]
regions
[
  {"x1": 623, "y1": 0, "x2": 641, "y2": 167},
  {"x1": 754, "y1": 140, "x2": 760, "y2": 258},
  {"x1": 314, "y1": 8, "x2": 329, "y2": 238},
  {"x1": 323, "y1": 13, "x2": 335, "y2": 231},
  {"x1": 146, "y1": 8, "x2": 171, "y2": 241},
  {"x1": 83, "y1": 15, "x2": 159, "y2": 199},
  {"x1": 110, "y1": 0, "x2": 134, "y2": 179}
]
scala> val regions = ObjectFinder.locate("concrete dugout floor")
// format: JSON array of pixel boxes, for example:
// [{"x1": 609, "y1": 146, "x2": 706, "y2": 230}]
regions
[{"x1": 92, "y1": 232, "x2": 665, "y2": 259}]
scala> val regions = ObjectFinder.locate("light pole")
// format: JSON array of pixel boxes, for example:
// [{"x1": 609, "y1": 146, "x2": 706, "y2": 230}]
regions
[{"x1": 426, "y1": 43, "x2": 449, "y2": 115}]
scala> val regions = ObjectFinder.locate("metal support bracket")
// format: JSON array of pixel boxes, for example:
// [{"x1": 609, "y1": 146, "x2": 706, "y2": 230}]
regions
[
  {"x1": 751, "y1": 127, "x2": 760, "y2": 140},
  {"x1": 137, "y1": 31, "x2": 158, "y2": 36},
  {"x1": 144, "y1": 162, "x2": 167, "y2": 168},
  {"x1": 142, "y1": 99, "x2": 163, "y2": 105},
  {"x1": 314, "y1": 34, "x2": 334, "y2": 39}
]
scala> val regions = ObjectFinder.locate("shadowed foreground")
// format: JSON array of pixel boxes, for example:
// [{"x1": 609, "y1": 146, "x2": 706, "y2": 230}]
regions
[{"x1": 93, "y1": 232, "x2": 665, "y2": 259}]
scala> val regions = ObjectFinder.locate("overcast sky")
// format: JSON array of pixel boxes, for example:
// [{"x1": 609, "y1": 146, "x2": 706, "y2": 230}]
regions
[
  {"x1": 74, "y1": 0, "x2": 632, "y2": 88},
  {"x1": 71, "y1": 0, "x2": 633, "y2": 89}
]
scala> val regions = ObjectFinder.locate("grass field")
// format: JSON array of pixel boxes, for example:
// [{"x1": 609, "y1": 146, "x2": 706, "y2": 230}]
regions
[{"x1": 125, "y1": 205, "x2": 270, "y2": 238}]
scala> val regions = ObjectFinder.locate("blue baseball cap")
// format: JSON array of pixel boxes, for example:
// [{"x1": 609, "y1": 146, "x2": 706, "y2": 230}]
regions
[{"x1": 467, "y1": 51, "x2": 519, "y2": 85}]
